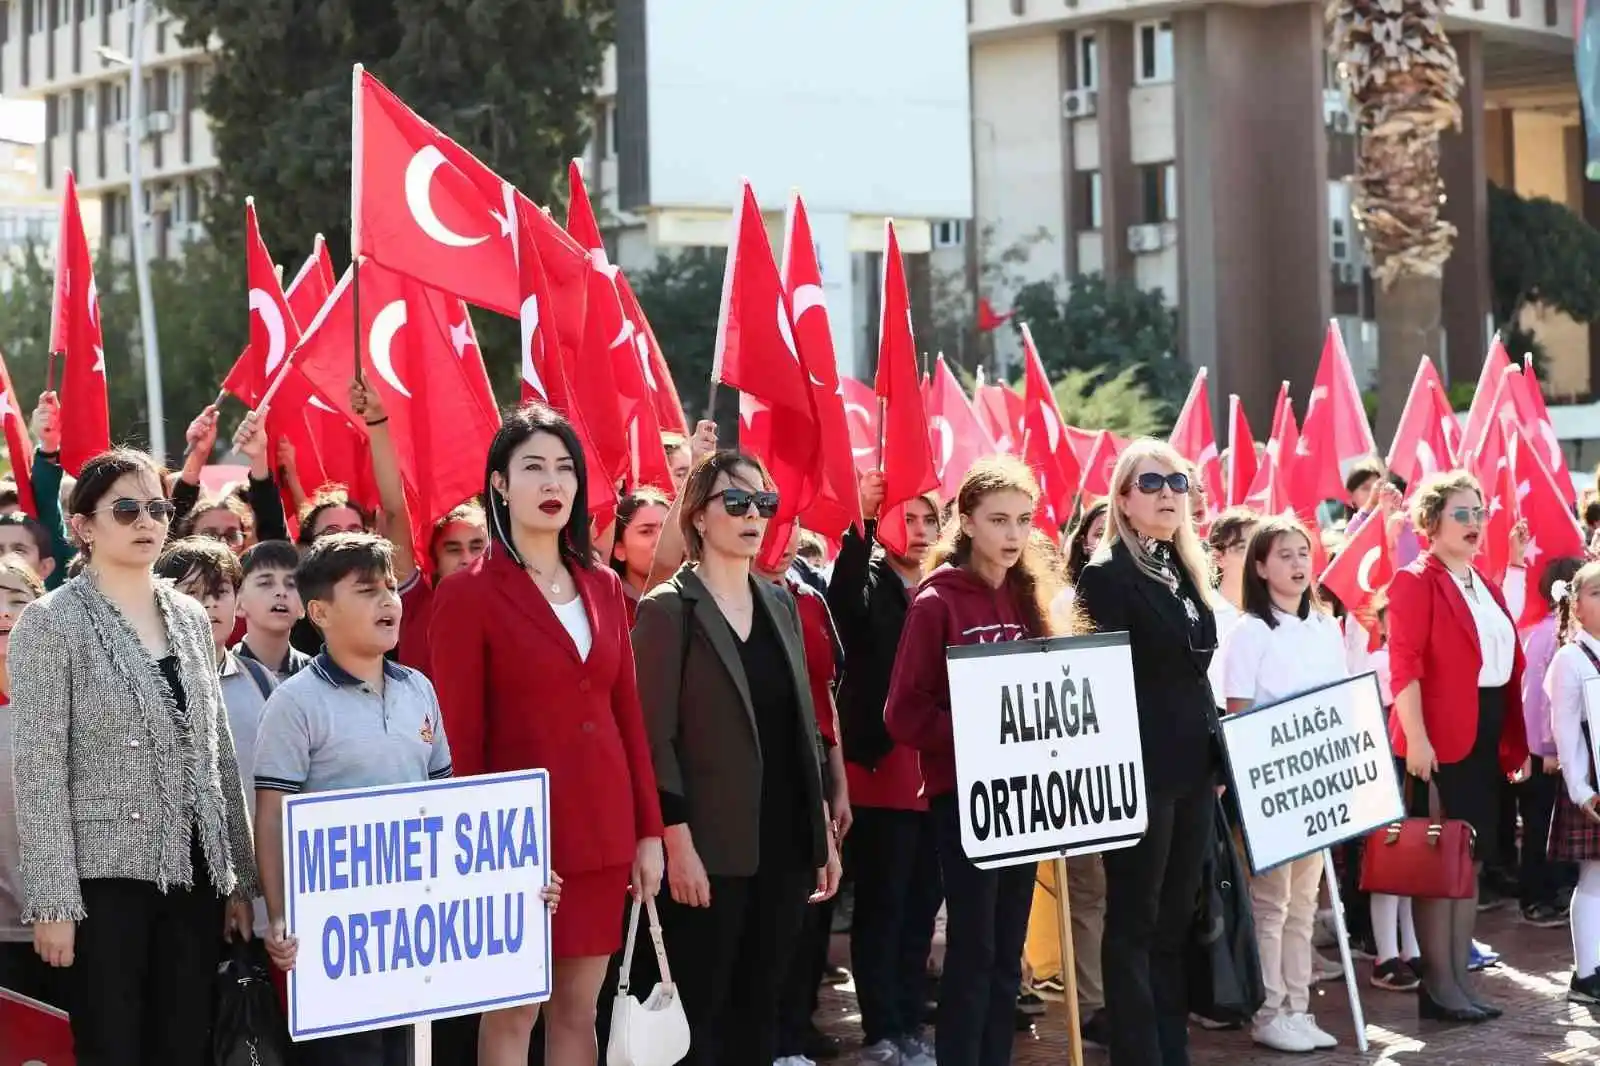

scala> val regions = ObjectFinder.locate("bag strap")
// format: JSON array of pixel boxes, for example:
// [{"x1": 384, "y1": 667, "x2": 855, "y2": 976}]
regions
[
  {"x1": 616, "y1": 895, "x2": 673, "y2": 996},
  {"x1": 1579, "y1": 641, "x2": 1600, "y2": 675},
  {"x1": 237, "y1": 654, "x2": 276, "y2": 702}
]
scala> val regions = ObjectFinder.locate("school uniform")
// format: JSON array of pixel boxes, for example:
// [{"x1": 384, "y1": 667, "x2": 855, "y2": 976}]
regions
[
  {"x1": 1547, "y1": 630, "x2": 1600, "y2": 985},
  {"x1": 429, "y1": 548, "x2": 663, "y2": 958},
  {"x1": 1223, "y1": 607, "x2": 1347, "y2": 1041},
  {"x1": 254, "y1": 652, "x2": 453, "y2": 1066}
]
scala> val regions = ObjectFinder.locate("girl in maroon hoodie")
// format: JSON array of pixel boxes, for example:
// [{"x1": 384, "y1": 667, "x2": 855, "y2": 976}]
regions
[{"x1": 885, "y1": 456, "x2": 1057, "y2": 1066}]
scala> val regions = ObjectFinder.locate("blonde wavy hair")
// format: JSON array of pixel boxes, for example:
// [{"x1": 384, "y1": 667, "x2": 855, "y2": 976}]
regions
[
  {"x1": 1100, "y1": 437, "x2": 1215, "y2": 600},
  {"x1": 927, "y1": 455, "x2": 1059, "y2": 637}
]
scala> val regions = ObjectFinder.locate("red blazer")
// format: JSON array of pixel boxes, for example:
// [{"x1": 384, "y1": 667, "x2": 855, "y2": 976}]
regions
[
  {"x1": 1387, "y1": 553, "x2": 1529, "y2": 774},
  {"x1": 429, "y1": 547, "x2": 664, "y2": 876}
]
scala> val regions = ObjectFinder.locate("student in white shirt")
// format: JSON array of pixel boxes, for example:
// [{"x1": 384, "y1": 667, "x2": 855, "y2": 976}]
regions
[
  {"x1": 1207, "y1": 507, "x2": 1261, "y2": 709},
  {"x1": 1223, "y1": 515, "x2": 1348, "y2": 1054},
  {"x1": 1544, "y1": 561, "x2": 1600, "y2": 1004}
]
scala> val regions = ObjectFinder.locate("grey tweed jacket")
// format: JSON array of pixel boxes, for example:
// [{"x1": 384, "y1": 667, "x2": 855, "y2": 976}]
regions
[{"x1": 8, "y1": 573, "x2": 259, "y2": 923}]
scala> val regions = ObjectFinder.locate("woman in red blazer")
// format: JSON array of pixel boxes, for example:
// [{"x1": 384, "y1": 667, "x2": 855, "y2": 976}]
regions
[
  {"x1": 1388, "y1": 470, "x2": 1530, "y2": 1024},
  {"x1": 430, "y1": 404, "x2": 664, "y2": 1066}
]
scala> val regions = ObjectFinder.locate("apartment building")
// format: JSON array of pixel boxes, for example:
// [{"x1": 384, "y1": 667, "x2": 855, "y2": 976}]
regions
[
  {"x1": 0, "y1": 0, "x2": 214, "y2": 262},
  {"x1": 969, "y1": 0, "x2": 1581, "y2": 425}
]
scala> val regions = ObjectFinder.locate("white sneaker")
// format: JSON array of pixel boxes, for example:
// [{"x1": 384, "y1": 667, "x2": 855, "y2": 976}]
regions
[
  {"x1": 1291, "y1": 1013, "x2": 1337, "y2": 1049},
  {"x1": 1313, "y1": 950, "x2": 1345, "y2": 983},
  {"x1": 1252, "y1": 1013, "x2": 1315, "y2": 1053},
  {"x1": 860, "y1": 1041, "x2": 904, "y2": 1065}
]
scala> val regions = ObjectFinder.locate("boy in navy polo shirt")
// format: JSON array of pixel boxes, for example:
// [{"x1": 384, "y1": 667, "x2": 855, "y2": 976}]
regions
[{"x1": 252, "y1": 533, "x2": 452, "y2": 1066}]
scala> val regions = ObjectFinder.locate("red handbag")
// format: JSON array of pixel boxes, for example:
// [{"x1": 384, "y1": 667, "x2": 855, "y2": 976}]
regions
[{"x1": 1358, "y1": 781, "x2": 1477, "y2": 899}]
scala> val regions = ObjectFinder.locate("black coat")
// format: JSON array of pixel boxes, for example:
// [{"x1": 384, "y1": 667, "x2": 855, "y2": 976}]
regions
[
  {"x1": 826, "y1": 521, "x2": 911, "y2": 769},
  {"x1": 1074, "y1": 538, "x2": 1220, "y2": 798}
]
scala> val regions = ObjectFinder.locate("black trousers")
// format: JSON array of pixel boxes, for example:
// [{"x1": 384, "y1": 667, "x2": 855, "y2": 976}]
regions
[
  {"x1": 776, "y1": 895, "x2": 834, "y2": 1055},
  {"x1": 848, "y1": 806, "x2": 942, "y2": 1045},
  {"x1": 0, "y1": 938, "x2": 71, "y2": 1010},
  {"x1": 68, "y1": 868, "x2": 226, "y2": 1066},
  {"x1": 293, "y1": 1027, "x2": 410, "y2": 1066},
  {"x1": 1517, "y1": 768, "x2": 1562, "y2": 908},
  {"x1": 633, "y1": 861, "x2": 814, "y2": 1066},
  {"x1": 931, "y1": 793, "x2": 1034, "y2": 1066},
  {"x1": 1102, "y1": 780, "x2": 1213, "y2": 1066}
]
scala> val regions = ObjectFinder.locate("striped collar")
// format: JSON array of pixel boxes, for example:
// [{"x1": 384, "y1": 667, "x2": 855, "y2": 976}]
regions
[{"x1": 309, "y1": 650, "x2": 408, "y2": 688}]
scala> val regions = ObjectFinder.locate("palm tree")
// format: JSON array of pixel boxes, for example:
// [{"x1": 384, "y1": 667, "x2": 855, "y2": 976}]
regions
[{"x1": 1327, "y1": 0, "x2": 1463, "y2": 441}]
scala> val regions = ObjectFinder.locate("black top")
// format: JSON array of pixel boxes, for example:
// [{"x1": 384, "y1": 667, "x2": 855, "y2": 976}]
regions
[
  {"x1": 738, "y1": 603, "x2": 814, "y2": 868},
  {"x1": 156, "y1": 654, "x2": 198, "y2": 839},
  {"x1": 827, "y1": 520, "x2": 913, "y2": 769}
]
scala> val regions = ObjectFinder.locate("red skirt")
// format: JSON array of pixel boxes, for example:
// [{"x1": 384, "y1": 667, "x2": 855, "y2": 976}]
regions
[
  {"x1": 1548, "y1": 791, "x2": 1600, "y2": 863},
  {"x1": 552, "y1": 864, "x2": 632, "y2": 959}
]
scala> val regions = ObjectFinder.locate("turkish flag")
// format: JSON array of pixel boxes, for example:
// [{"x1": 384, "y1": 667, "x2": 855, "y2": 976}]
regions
[
  {"x1": 840, "y1": 376, "x2": 880, "y2": 474},
  {"x1": 1169, "y1": 368, "x2": 1222, "y2": 517},
  {"x1": 1319, "y1": 503, "x2": 1392, "y2": 641},
  {"x1": 1295, "y1": 322, "x2": 1377, "y2": 505},
  {"x1": 783, "y1": 191, "x2": 862, "y2": 540},
  {"x1": 1226, "y1": 394, "x2": 1257, "y2": 509},
  {"x1": 1474, "y1": 420, "x2": 1516, "y2": 586},
  {"x1": 294, "y1": 259, "x2": 499, "y2": 539},
  {"x1": 714, "y1": 181, "x2": 821, "y2": 564},
  {"x1": 872, "y1": 220, "x2": 936, "y2": 557},
  {"x1": 0, "y1": 348, "x2": 37, "y2": 518},
  {"x1": 1079, "y1": 430, "x2": 1124, "y2": 503},
  {"x1": 1517, "y1": 355, "x2": 1575, "y2": 506},
  {"x1": 1246, "y1": 382, "x2": 1298, "y2": 516},
  {"x1": 927, "y1": 356, "x2": 998, "y2": 501},
  {"x1": 977, "y1": 297, "x2": 1012, "y2": 333},
  {"x1": 974, "y1": 380, "x2": 1024, "y2": 455},
  {"x1": 49, "y1": 170, "x2": 109, "y2": 475},
  {"x1": 1460, "y1": 335, "x2": 1514, "y2": 463},
  {"x1": 1511, "y1": 421, "x2": 1586, "y2": 625},
  {"x1": 353, "y1": 66, "x2": 518, "y2": 316},
  {"x1": 224, "y1": 199, "x2": 302, "y2": 409},
  {"x1": 1385, "y1": 356, "x2": 1458, "y2": 489},
  {"x1": 0, "y1": 987, "x2": 72, "y2": 1066},
  {"x1": 1018, "y1": 324, "x2": 1079, "y2": 532}
]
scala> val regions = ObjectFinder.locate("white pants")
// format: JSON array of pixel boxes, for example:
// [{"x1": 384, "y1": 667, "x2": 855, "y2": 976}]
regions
[{"x1": 1250, "y1": 852, "x2": 1324, "y2": 1021}]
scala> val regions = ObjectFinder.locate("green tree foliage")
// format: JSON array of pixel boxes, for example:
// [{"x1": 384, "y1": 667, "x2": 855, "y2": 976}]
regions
[
  {"x1": 1049, "y1": 366, "x2": 1168, "y2": 438},
  {"x1": 1009, "y1": 273, "x2": 1187, "y2": 417},
  {"x1": 925, "y1": 224, "x2": 1051, "y2": 372},
  {"x1": 628, "y1": 247, "x2": 726, "y2": 421},
  {"x1": 1487, "y1": 181, "x2": 1600, "y2": 388}
]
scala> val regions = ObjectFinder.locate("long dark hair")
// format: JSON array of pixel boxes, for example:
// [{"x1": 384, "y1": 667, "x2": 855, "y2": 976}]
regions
[
  {"x1": 67, "y1": 448, "x2": 166, "y2": 568},
  {"x1": 610, "y1": 487, "x2": 670, "y2": 579},
  {"x1": 1239, "y1": 514, "x2": 1322, "y2": 629},
  {"x1": 1064, "y1": 500, "x2": 1108, "y2": 587},
  {"x1": 484, "y1": 402, "x2": 592, "y2": 569}
]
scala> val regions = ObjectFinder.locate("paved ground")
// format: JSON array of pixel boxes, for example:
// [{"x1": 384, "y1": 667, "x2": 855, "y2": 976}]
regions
[{"x1": 816, "y1": 905, "x2": 1600, "y2": 1064}]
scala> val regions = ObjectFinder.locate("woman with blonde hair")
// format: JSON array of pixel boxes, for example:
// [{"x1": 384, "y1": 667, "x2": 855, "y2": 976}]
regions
[
  {"x1": 886, "y1": 455, "x2": 1057, "y2": 1066},
  {"x1": 1074, "y1": 437, "x2": 1219, "y2": 1066}
]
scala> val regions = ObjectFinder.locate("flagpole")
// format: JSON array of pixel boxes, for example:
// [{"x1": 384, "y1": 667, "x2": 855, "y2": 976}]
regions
[
  {"x1": 127, "y1": 0, "x2": 165, "y2": 462},
  {"x1": 350, "y1": 64, "x2": 365, "y2": 383}
]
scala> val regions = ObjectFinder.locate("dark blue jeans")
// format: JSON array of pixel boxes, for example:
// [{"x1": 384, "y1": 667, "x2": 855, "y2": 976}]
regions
[
  {"x1": 848, "y1": 806, "x2": 943, "y2": 1045},
  {"x1": 931, "y1": 793, "x2": 1034, "y2": 1066}
]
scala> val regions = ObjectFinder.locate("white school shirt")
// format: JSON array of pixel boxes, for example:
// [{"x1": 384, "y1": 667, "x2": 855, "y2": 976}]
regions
[
  {"x1": 551, "y1": 594, "x2": 592, "y2": 661},
  {"x1": 1223, "y1": 607, "x2": 1349, "y2": 707},
  {"x1": 1209, "y1": 599, "x2": 1245, "y2": 709},
  {"x1": 1548, "y1": 630, "x2": 1600, "y2": 807},
  {"x1": 1447, "y1": 567, "x2": 1516, "y2": 688}
]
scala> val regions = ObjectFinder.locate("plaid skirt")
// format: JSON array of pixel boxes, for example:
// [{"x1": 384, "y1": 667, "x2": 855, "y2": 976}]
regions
[{"x1": 1548, "y1": 790, "x2": 1600, "y2": 863}]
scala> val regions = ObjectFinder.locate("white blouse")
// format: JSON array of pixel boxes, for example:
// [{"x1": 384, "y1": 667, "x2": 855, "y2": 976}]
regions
[
  {"x1": 1549, "y1": 631, "x2": 1600, "y2": 807},
  {"x1": 1223, "y1": 608, "x2": 1349, "y2": 707},
  {"x1": 1448, "y1": 567, "x2": 1515, "y2": 688},
  {"x1": 551, "y1": 595, "x2": 592, "y2": 662},
  {"x1": 1210, "y1": 599, "x2": 1244, "y2": 709}
]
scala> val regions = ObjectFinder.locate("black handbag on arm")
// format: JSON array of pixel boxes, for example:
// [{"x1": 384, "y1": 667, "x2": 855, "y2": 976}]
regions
[{"x1": 1185, "y1": 796, "x2": 1266, "y2": 1026}]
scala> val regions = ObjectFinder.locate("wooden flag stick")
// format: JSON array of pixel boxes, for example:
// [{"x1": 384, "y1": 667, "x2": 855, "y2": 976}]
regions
[{"x1": 1054, "y1": 857, "x2": 1085, "y2": 1066}]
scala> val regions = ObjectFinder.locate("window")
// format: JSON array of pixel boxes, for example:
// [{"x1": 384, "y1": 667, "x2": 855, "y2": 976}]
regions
[
  {"x1": 1328, "y1": 179, "x2": 1353, "y2": 261},
  {"x1": 1135, "y1": 20, "x2": 1173, "y2": 84},
  {"x1": 110, "y1": 79, "x2": 126, "y2": 123},
  {"x1": 1139, "y1": 163, "x2": 1177, "y2": 223},
  {"x1": 603, "y1": 99, "x2": 617, "y2": 158},
  {"x1": 84, "y1": 0, "x2": 94, "y2": 16},
  {"x1": 167, "y1": 66, "x2": 182, "y2": 107},
  {"x1": 83, "y1": 90, "x2": 95, "y2": 131},
  {"x1": 1077, "y1": 171, "x2": 1103, "y2": 231},
  {"x1": 1076, "y1": 32, "x2": 1098, "y2": 91},
  {"x1": 932, "y1": 219, "x2": 966, "y2": 249}
]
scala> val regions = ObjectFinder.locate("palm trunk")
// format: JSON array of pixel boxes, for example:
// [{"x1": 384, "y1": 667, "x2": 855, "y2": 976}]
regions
[{"x1": 1374, "y1": 272, "x2": 1444, "y2": 444}]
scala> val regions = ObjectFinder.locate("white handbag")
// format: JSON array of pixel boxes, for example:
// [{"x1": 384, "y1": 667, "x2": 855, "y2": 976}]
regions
[{"x1": 606, "y1": 894, "x2": 692, "y2": 1066}]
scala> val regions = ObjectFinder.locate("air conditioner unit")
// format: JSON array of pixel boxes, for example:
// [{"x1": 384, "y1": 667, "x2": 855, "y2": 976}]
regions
[
  {"x1": 1127, "y1": 223, "x2": 1164, "y2": 254},
  {"x1": 1062, "y1": 88, "x2": 1098, "y2": 119},
  {"x1": 1335, "y1": 261, "x2": 1361, "y2": 285},
  {"x1": 143, "y1": 110, "x2": 174, "y2": 135}
]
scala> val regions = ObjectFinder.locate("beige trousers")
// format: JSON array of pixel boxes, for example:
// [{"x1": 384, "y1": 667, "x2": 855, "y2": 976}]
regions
[{"x1": 1249, "y1": 852, "x2": 1324, "y2": 1022}]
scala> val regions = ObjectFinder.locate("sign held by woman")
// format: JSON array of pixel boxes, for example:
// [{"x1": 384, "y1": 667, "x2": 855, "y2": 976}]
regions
[{"x1": 946, "y1": 632, "x2": 1146, "y2": 868}]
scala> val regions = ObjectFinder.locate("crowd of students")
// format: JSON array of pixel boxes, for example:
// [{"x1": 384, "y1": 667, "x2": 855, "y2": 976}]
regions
[{"x1": 3, "y1": 379, "x2": 1600, "y2": 1066}]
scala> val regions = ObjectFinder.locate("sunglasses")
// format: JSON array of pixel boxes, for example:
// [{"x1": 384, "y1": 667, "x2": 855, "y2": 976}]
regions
[
  {"x1": 199, "y1": 528, "x2": 246, "y2": 546},
  {"x1": 1135, "y1": 472, "x2": 1190, "y2": 495},
  {"x1": 716, "y1": 488, "x2": 780, "y2": 519},
  {"x1": 100, "y1": 498, "x2": 177, "y2": 525},
  {"x1": 1448, "y1": 505, "x2": 1487, "y2": 525}
]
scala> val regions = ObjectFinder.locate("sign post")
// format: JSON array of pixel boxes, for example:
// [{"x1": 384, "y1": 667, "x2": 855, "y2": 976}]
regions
[
  {"x1": 1218, "y1": 672, "x2": 1401, "y2": 1053},
  {"x1": 947, "y1": 632, "x2": 1147, "y2": 1066},
  {"x1": 282, "y1": 768, "x2": 553, "y2": 1063}
]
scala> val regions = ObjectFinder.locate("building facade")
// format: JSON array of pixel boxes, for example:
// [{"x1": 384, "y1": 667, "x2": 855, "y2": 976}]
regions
[{"x1": 968, "y1": 0, "x2": 1581, "y2": 426}]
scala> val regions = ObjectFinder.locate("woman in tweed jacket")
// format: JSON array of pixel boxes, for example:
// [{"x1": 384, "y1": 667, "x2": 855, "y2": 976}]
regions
[{"x1": 9, "y1": 447, "x2": 258, "y2": 1066}]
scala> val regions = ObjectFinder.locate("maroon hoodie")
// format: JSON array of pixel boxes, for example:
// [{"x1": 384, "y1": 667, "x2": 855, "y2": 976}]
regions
[{"x1": 884, "y1": 564, "x2": 1034, "y2": 798}]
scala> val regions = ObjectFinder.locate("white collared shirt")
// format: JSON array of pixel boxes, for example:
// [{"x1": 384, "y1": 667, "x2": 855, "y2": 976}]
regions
[
  {"x1": 1223, "y1": 607, "x2": 1348, "y2": 707},
  {"x1": 1210, "y1": 599, "x2": 1244, "y2": 709},
  {"x1": 1548, "y1": 630, "x2": 1600, "y2": 807},
  {"x1": 1448, "y1": 567, "x2": 1515, "y2": 688}
]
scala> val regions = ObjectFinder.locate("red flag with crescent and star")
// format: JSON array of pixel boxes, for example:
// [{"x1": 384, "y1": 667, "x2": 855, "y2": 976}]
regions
[{"x1": 49, "y1": 169, "x2": 109, "y2": 475}]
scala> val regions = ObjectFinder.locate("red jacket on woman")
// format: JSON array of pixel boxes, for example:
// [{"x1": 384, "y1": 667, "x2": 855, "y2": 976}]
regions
[
  {"x1": 429, "y1": 547, "x2": 664, "y2": 875},
  {"x1": 1387, "y1": 553, "x2": 1529, "y2": 774}
]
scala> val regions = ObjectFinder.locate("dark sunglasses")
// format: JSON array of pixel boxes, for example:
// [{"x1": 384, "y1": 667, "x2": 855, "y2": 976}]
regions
[
  {"x1": 716, "y1": 488, "x2": 780, "y2": 519},
  {"x1": 101, "y1": 498, "x2": 177, "y2": 525},
  {"x1": 1135, "y1": 472, "x2": 1190, "y2": 496}
]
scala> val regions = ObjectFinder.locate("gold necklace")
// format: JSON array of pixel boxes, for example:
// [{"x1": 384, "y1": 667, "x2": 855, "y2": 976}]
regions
[{"x1": 526, "y1": 563, "x2": 562, "y2": 596}]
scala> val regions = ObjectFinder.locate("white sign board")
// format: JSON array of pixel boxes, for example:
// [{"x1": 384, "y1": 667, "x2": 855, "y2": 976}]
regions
[
  {"x1": 1220, "y1": 673, "x2": 1402, "y2": 874},
  {"x1": 283, "y1": 769, "x2": 552, "y2": 1040},
  {"x1": 947, "y1": 633, "x2": 1147, "y2": 869}
]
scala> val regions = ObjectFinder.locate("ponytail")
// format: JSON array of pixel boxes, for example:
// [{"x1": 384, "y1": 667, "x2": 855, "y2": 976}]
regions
[{"x1": 1558, "y1": 587, "x2": 1578, "y2": 645}]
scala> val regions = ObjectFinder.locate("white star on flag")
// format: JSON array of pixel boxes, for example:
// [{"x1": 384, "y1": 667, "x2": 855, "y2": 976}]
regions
[
  {"x1": 1524, "y1": 535, "x2": 1542, "y2": 568},
  {"x1": 450, "y1": 321, "x2": 475, "y2": 359},
  {"x1": 92, "y1": 346, "x2": 105, "y2": 374}
]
